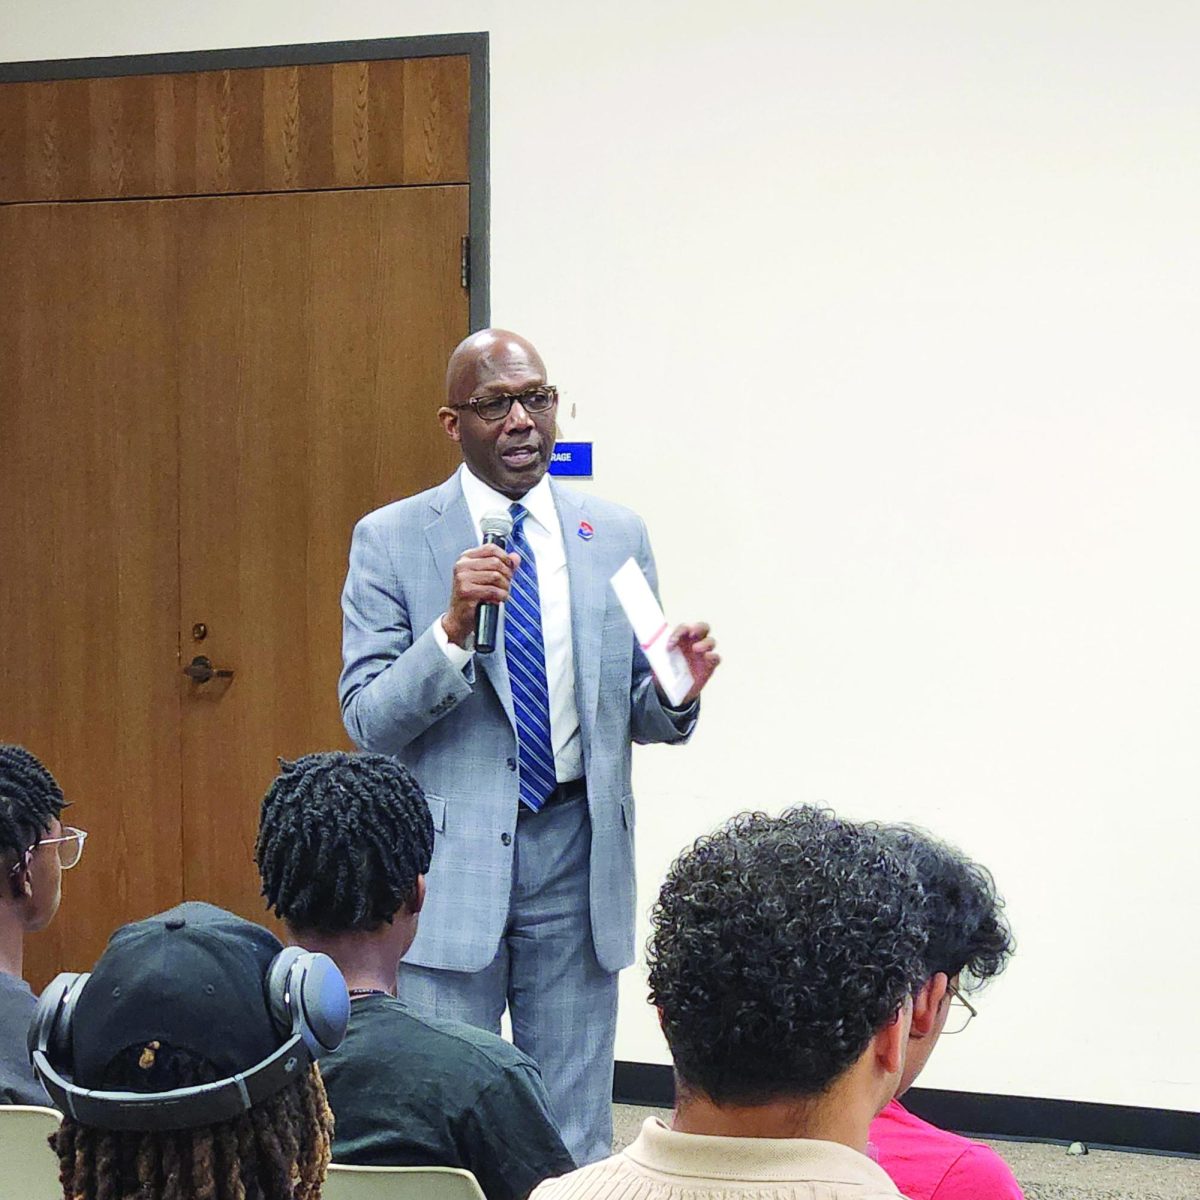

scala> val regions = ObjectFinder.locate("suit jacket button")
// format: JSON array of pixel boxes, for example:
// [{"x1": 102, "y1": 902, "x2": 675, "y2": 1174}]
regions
[
  {"x1": 501, "y1": 832, "x2": 512, "y2": 846},
  {"x1": 506, "y1": 757, "x2": 517, "y2": 771}
]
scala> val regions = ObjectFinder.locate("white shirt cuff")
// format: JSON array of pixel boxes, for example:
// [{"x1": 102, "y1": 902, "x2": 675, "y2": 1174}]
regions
[{"x1": 433, "y1": 616, "x2": 475, "y2": 667}]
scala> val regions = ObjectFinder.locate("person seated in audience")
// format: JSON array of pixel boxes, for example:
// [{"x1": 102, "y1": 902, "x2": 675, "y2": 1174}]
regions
[
  {"x1": 532, "y1": 806, "x2": 927, "y2": 1200},
  {"x1": 255, "y1": 751, "x2": 576, "y2": 1200},
  {"x1": 0, "y1": 744, "x2": 82, "y2": 1105},
  {"x1": 32, "y1": 901, "x2": 340, "y2": 1200},
  {"x1": 869, "y1": 825, "x2": 1022, "y2": 1200}
]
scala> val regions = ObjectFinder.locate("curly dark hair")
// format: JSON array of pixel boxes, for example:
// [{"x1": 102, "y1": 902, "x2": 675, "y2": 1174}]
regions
[
  {"x1": 646, "y1": 806, "x2": 928, "y2": 1106},
  {"x1": 52, "y1": 1043, "x2": 332, "y2": 1200},
  {"x1": 255, "y1": 751, "x2": 434, "y2": 934},
  {"x1": 883, "y1": 824, "x2": 1014, "y2": 991},
  {"x1": 0, "y1": 744, "x2": 66, "y2": 867}
]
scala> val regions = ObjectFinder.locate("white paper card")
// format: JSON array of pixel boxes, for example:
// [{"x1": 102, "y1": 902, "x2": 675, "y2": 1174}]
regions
[{"x1": 609, "y1": 557, "x2": 695, "y2": 706}]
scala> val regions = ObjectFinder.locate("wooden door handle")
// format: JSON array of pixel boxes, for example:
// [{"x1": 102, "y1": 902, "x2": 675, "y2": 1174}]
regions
[{"x1": 182, "y1": 655, "x2": 234, "y2": 683}]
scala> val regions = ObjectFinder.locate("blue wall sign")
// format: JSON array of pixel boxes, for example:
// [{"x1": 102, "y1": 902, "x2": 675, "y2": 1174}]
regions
[{"x1": 548, "y1": 441, "x2": 593, "y2": 478}]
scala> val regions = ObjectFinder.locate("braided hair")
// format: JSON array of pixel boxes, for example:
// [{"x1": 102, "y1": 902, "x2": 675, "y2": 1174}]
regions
[
  {"x1": 256, "y1": 752, "x2": 434, "y2": 934},
  {"x1": 52, "y1": 1042, "x2": 333, "y2": 1200},
  {"x1": 0, "y1": 744, "x2": 65, "y2": 868}
]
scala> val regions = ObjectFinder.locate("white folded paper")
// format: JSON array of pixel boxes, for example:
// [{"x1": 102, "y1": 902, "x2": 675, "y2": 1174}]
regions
[{"x1": 609, "y1": 557, "x2": 695, "y2": 707}]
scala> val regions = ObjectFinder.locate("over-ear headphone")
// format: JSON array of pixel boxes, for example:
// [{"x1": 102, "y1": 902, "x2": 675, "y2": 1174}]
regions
[{"x1": 29, "y1": 946, "x2": 349, "y2": 1132}]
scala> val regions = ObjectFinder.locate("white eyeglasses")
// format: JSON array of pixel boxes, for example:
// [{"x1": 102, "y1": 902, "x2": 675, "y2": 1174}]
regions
[{"x1": 9, "y1": 826, "x2": 88, "y2": 876}]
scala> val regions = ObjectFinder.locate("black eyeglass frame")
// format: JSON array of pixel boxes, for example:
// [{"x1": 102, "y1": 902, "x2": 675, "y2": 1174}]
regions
[{"x1": 449, "y1": 385, "x2": 559, "y2": 423}]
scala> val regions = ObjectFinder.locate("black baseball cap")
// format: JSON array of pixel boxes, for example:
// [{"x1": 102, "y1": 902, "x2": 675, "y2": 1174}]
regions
[{"x1": 72, "y1": 902, "x2": 284, "y2": 1089}]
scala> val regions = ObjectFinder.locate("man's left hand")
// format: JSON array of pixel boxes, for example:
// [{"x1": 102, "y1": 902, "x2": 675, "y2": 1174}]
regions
[{"x1": 665, "y1": 622, "x2": 720, "y2": 705}]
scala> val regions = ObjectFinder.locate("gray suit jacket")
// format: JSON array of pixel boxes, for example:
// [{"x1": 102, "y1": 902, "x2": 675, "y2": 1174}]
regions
[{"x1": 339, "y1": 472, "x2": 696, "y2": 974}]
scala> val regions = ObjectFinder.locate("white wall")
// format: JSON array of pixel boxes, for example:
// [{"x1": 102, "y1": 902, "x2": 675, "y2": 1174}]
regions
[{"x1": 6, "y1": 1, "x2": 1198, "y2": 1113}]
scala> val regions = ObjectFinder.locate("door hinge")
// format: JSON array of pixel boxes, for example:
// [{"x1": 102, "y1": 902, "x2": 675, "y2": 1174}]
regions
[{"x1": 460, "y1": 236, "x2": 471, "y2": 290}]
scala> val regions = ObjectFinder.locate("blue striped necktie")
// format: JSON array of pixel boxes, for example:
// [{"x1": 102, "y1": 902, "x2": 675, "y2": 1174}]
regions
[{"x1": 505, "y1": 502, "x2": 557, "y2": 813}]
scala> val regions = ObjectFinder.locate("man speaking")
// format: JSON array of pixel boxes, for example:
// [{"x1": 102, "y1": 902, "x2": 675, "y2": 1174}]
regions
[{"x1": 339, "y1": 329, "x2": 718, "y2": 1164}]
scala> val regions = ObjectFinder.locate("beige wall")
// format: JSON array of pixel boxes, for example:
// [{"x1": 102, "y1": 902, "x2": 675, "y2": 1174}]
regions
[{"x1": 5, "y1": 1, "x2": 1198, "y2": 1112}]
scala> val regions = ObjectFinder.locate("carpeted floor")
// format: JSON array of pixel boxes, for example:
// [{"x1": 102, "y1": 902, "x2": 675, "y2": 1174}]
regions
[{"x1": 613, "y1": 1104, "x2": 1200, "y2": 1200}]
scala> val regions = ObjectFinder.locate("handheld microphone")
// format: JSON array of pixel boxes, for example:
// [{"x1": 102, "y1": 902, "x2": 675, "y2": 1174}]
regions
[{"x1": 475, "y1": 510, "x2": 514, "y2": 655}]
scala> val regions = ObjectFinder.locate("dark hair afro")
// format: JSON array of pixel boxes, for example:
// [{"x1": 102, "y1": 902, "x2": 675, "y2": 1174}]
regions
[
  {"x1": 647, "y1": 806, "x2": 927, "y2": 1105},
  {"x1": 883, "y1": 824, "x2": 1014, "y2": 991}
]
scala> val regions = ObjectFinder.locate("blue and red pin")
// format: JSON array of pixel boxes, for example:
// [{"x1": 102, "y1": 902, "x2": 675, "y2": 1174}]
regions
[{"x1": 577, "y1": 520, "x2": 595, "y2": 541}]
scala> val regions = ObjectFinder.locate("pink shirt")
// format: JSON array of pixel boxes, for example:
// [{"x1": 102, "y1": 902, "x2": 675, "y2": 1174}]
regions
[{"x1": 869, "y1": 1099, "x2": 1025, "y2": 1200}]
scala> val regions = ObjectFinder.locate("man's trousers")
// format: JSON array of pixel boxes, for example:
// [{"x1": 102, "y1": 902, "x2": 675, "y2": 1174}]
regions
[{"x1": 398, "y1": 789, "x2": 619, "y2": 1166}]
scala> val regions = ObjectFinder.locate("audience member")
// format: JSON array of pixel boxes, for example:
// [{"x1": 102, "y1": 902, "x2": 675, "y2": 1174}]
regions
[
  {"x1": 869, "y1": 825, "x2": 1021, "y2": 1200},
  {"x1": 532, "y1": 806, "x2": 927, "y2": 1199},
  {"x1": 255, "y1": 751, "x2": 576, "y2": 1200},
  {"x1": 30, "y1": 901, "x2": 344, "y2": 1200},
  {"x1": 0, "y1": 744, "x2": 80, "y2": 1105}
]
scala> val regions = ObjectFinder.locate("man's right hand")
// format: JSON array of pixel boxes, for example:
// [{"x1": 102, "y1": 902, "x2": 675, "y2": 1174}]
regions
[{"x1": 441, "y1": 544, "x2": 521, "y2": 648}]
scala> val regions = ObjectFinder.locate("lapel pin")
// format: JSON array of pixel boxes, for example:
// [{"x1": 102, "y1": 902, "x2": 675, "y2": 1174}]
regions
[{"x1": 577, "y1": 520, "x2": 595, "y2": 541}]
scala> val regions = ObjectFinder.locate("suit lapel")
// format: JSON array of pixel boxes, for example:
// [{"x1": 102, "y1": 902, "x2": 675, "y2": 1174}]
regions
[
  {"x1": 424, "y1": 472, "x2": 515, "y2": 731},
  {"x1": 423, "y1": 474, "x2": 473, "y2": 593},
  {"x1": 555, "y1": 483, "x2": 604, "y2": 747},
  {"x1": 476, "y1": 629, "x2": 515, "y2": 733}
]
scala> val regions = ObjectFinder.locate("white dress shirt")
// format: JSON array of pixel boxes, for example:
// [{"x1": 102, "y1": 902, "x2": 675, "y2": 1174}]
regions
[{"x1": 432, "y1": 464, "x2": 583, "y2": 783}]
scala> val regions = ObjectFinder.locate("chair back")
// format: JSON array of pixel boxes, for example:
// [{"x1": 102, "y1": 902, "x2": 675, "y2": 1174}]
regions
[
  {"x1": 0, "y1": 1105, "x2": 62, "y2": 1200},
  {"x1": 323, "y1": 1163, "x2": 487, "y2": 1200}
]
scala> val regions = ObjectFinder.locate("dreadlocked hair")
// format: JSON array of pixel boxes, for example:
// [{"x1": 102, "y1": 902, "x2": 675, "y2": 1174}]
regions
[
  {"x1": 51, "y1": 1042, "x2": 333, "y2": 1200},
  {"x1": 255, "y1": 751, "x2": 434, "y2": 934},
  {"x1": 0, "y1": 744, "x2": 65, "y2": 864}
]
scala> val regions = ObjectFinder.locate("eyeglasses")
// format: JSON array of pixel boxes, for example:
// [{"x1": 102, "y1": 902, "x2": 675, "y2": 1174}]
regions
[
  {"x1": 450, "y1": 385, "x2": 558, "y2": 423},
  {"x1": 942, "y1": 981, "x2": 978, "y2": 1035},
  {"x1": 8, "y1": 826, "x2": 89, "y2": 877}
]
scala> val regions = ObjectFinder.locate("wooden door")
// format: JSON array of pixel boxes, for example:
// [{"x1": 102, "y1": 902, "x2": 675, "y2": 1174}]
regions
[
  {"x1": 0, "y1": 54, "x2": 473, "y2": 986},
  {"x1": 0, "y1": 201, "x2": 185, "y2": 985},
  {"x1": 175, "y1": 186, "x2": 465, "y2": 923}
]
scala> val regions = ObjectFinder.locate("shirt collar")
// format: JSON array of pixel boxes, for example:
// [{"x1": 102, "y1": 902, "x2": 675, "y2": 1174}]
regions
[
  {"x1": 625, "y1": 1118, "x2": 901, "y2": 1190},
  {"x1": 458, "y1": 464, "x2": 559, "y2": 538}
]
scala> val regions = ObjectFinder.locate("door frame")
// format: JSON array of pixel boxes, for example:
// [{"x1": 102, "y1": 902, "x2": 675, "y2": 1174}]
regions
[{"x1": 0, "y1": 32, "x2": 490, "y2": 329}]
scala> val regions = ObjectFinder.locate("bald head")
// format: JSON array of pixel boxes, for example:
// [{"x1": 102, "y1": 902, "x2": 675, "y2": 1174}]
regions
[
  {"x1": 445, "y1": 329, "x2": 547, "y2": 407},
  {"x1": 439, "y1": 329, "x2": 557, "y2": 499}
]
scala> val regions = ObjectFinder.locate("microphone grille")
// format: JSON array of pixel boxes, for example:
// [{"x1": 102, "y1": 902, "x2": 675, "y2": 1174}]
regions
[{"x1": 481, "y1": 510, "x2": 514, "y2": 539}]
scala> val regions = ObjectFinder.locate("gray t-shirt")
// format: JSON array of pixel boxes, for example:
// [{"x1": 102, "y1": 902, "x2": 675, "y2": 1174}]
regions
[
  {"x1": 0, "y1": 971, "x2": 47, "y2": 1106},
  {"x1": 321, "y1": 994, "x2": 575, "y2": 1200}
]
